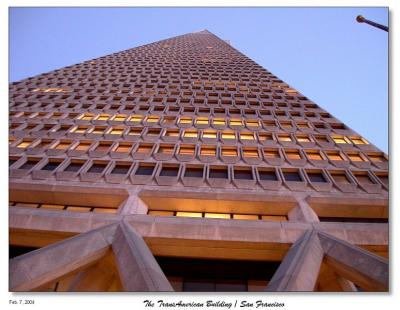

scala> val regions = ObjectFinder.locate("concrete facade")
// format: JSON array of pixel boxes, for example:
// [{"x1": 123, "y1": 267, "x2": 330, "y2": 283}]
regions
[{"x1": 9, "y1": 30, "x2": 388, "y2": 292}]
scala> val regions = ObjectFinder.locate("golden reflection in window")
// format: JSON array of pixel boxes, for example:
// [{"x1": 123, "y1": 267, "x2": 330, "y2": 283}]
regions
[
  {"x1": 179, "y1": 117, "x2": 192, "y2": 124},
  {"x1": 296, "y1": 136, "x2": 311, "y2": 143},
  {"x1": 97, "y1": 114, "x2": 110, "y2": 121},
  {"x1": 203, "y1": 131, "x2": 217, "y2": 139},
  {"x1": 200, "y1": 147, "x2": 216, "y2": 156},
  {"x1": 129, "y1": 115, "x2": 143, "y2": 123},
  {"x1": 278, "y1": 135, "x2": 292, "y2": 142},
  {"x1": 221, "y1": 148, "x2": 238, "y2": 157},
  {"x1": 176, "y1": 211, "x2": 202, "y2": 218},
  {"x1": 351, "y1": 137, "x2": 368, "y2": 145},
  {"x1": 233, "y1": 214, "x2": 259, "y2": 220},
  {"x1": 159, "y1": 146, "x2": 174, "y2": 154},
  {"x1": 113, "y1": 115, "x2": 126, "y2": 122},
  {"x1": 109, "y1": 128, "x2": 123, "y2": 135},
  {"x1": 196, "y1": 118, "x2": 209, "y2": 125},
  {"x1": 16, "y1": 141, "x2": 31, "y2": 148},
  {"x1": 32, "y1": 88, "x2": 69, "y2": 93},
  {"x1": 240, "y1": 132, "x2": 255, "y2": 140},
  {"x1": 164, "y1": 130, "x2": 179, "y2": 137},
  {"x1": 327, "y1": 153, "x2": 343, "y2": 161},
  {"x1": 148, "y1": 210, "x2": 174, "y2": 216},
  {"x1": 243, "y1": 148, "x2": 259, "y2": 158},
  {"x1": 183, "y1": 130, "x2": 198, "y2": 138},
  {"x1": 145, "y1": 116, "x2": 159, "y2": 123},
  {"x1": 230, "y1": 119, "x2": 243, "y2": 126},
  {"x1": 286, "y1": 151, "x2": 302, "y2": 159},
  {"x1": 80, "y1": 114, "x2": 93, "y2": 121},
  {"x1": 332, "y1": 136, "x2": 348, "y2": 144},
  {"x1": 261, "y1": 215, "x2": 288, "y2": 222},
  {"x1": 264, "y1": 150, "x2": 280, "y2": 158},
  {"x1": 73, "y1": 127, "x2": 87, "y2": 134},
  {"x1": 306, "y1": 151, "x2": 323, "y2": 160},
  {"x1": 221, "y1": 132, "x2": 236, "y2": 140},
  {"x1": 136, "y1": 145, "x2": 153, "y2": 153},
  {"x1": 213, "y1": 119, "x2": 225, "y2": 126},
  {"x1": 246, "y1": 120, "x2": 260, "y2": 128},
  {"x1": 347, "y1": 153, "x2": 364, "y2": 162},
  {"x1": 204, "y1": 213, "x2": 230, "y2": 219},
  {"x1": 179, "y1": 146, "x2": 195, "y2": 155}
]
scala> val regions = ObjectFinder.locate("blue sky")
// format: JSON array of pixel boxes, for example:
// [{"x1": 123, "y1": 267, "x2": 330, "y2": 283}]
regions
[{"x1": 9, "y1": 7, "x2": 388, "y2": 152}]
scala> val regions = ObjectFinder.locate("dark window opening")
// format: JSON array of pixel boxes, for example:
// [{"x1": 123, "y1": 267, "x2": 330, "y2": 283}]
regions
[
  {"x1": 111, "y1": 164, "x2": 131, "y2": 175},
  {"x1": 9, "y1": 245, "x2": 39, "y2": 259},
  {"x1": 258, "y1": 170, "x2": 278, "y2": 181},
  {"x1": 234, "y1": 169, "x2": 253, "y2": 180},
  {"x1": 160, "y1": 166, "x2": 179, "y2": 177},
  {"x1": 19, "y1": 160, "x2": 39, "y2": 170},
  {"x1": 136, "y1": 164, "x2": 155, "y2": 176},
  {"x1": 283, "y1": 171, "x2": 302, "y2": 182},
  {"x1": 156, "y1": 256, "x2": 280, "y2": 292},
  {"x1": 307, "y1": 172, "x2": 327, "y2": 183},
  {"x1": 42, "y1": 161, "x2": 61, "y2": 171},
  {"x1": 65, "y1": 162, "x2": 83, "y2": 172},
  {"x1": 87, "y1": 163, "x2": 107, "y2": 173},
  {"x1": 184, "y1": 167, "x2": 204, "y2": 178},
  {"x1": 209, "y1": 167, "x2": 228, "y2": 179}
]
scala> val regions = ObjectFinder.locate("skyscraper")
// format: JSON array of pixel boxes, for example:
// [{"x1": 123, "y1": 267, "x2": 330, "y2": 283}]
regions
[{"x1": 9, "y1": 30, "x2": 388, "y2": 292}]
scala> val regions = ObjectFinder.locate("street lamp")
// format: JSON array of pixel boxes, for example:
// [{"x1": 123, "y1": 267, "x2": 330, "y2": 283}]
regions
[{"x1": 356, "y1": 15, "x2": 388, "y2": 32}]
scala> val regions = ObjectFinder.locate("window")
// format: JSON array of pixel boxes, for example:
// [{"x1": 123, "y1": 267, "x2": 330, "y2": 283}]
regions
[
  {"x1": 108, "y1": 128, "x2": 124, "y2": 135},
  {"x1": 164, "y1": 129, "x2": 180, "y2": 137},
  {"x1": 332, "y1": 136, "x2": 349, "y2": 144},
  {"x1": 285, "y1": 149, "x2": 302, "y2": 160},
  {"x1": 307, "y1": 171, "x2": 327, "y2": 183},
  {"x1": 326, "y1": 151, "x2": 344, "y2": 161},
  {"x1": 202, "y1": 130, "x2": 217, "y2": 139},
  {"x1": 230, "y1": 119, "x2": 243, "y2": 127},
  {"x1": 41, "y1": 160, "x2": 62, "y2": 171},
  {"x1": 243, "y1": 147, "x2": 259, "y2": 158},
  {"x1": 234, "y1": 167, "x2": 253, "y2": 180},
  {"x1": 179, "y1": 117, "x2": 192, "y2": 124},
  {"x1": 16, "y1": 140, "x2": 32, "y2": 148},
  {"x1": 351, "y1": 137, "x2": 368, "y2": 145},
  {"x1": 240, "y1": 132, "x2": 255, "y2": 141},
  {"x1": 258, "y1": 168, "x2": 278, "y2": 181},
  {"x1": 212, "y1": 118, "x2": 225, "y2": 126},
  {"x1": 184, "y1": 166, "x2": 204, "y2": 178},
  {"x1": 146, "y1": 115, "x2": 159, "y2": 123},
  {"x1": 87, "y1": 162, "x2": 107, "y2": 174},
  {"x1": 96, "y1": 114, "x2": 110, "y2": 121},
  {"x1": 221, "y1": 147, "x2": 238, "y2": 157},
  {"x1": 114, "y1": 143, "x2": 133, "y2": 153},
  {"x1": 19, "y1": 158, "x2": 40, "y2": 170},
  {"x1": 221, "y1": 131, "x2": 236, "y2": 140},
  {"x1": 346, "y1": 153, "x2": 365, "y2": 162},
  {"x1": 282, "y1": 170, "x2": 302, "y2": 182},
  {"x1": 200, "y1": 146, "x2": 216, "y2": 156},
  {"x1": 64, "y1": 161, "x2": 85, "y2": 172},
  {"x1": 183, "y1": 130, "x2": 198, "y2": 138},
  {"x1": 74, "y1": 141, "x2": 91, "y2": 151},
  {"x1": 53, "y1": 140, "x2": 72, "y2": 150},
  {"x1": 112, "y1": 114, "x2": 127, "y2": 122},
  {"x1": 263, "y1": 148, "x2": 280, "y2": 158},
  {"x1": 277, "y1": 135, "x2": 292, "y2": 142},
  {"x1": 179, "y1": 145, "x2": 195, "y2": 155},
  {"x1": 72, "y1": 126, "x2": 87, "y2": 134},
  {"x1": 296, "y1": 135, "x2": 311, "y2": 143},
  {"x1": 209, "y1": 166, "x2": 229, "y2": 179},
  {"x1": 111, "y1": 163, "x2": 131, "y2": 175},
  {"x1": 158, "y1": 144, "x2": 175, "y2": 154},
  {"x1": 305, "y1": 150, "x2": 323, "y2": 160},
  {"x1": 330, "y1": 171, "x2": 351, "y2": 184},
  {"x1": 160, "y1": 165, "x2": 180, "y2": 177},
  {"x1": 135, "y1": 163, "x2": 156, "y2": 175},
  {"x1": 196, "y1": 118, "x2": 209, "y2": 125},
  {"x1": 136, "y1": 144, "x2": 153, "y2": 154}
]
